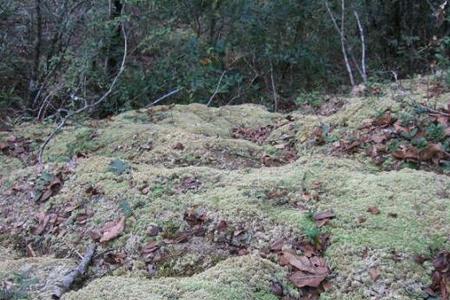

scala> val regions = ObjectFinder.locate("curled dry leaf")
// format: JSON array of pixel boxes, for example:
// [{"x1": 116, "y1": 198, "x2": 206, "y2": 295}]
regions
[
  {"x1": 231, "y1": 126, "x2": 273, "y2": 145},
  {"x1": 369, "y1": 267, "x2": 381, "y2": 281},
  {"x1": 314, "y1": 211, "x2": 336, "y2": 227},
  {"x1": 313, "y1": 211, "x2": 336, "y2": 221},
  {"x1": 281, "y1": 252, "x2": 329, "y2": 276},
  {"x1": 289, "y1": 271, "x2": 328, "y2": 288},
  {"x1": 270, "y1": 239, "x2": 285, "y2": 252},
  {"x1": 99, "y1": 216, "x2": 126, "y2": 243},
  {"x1": 430, "y1": 251, "x2": 450, "y2": 299},
  {"x1": 367, "y1": 206, "x2": 380, "y2": 215},
  {"x1": 173, "y1": 142, "x2": 185, "y2": 150},
  {"x1": 372, "y1": 111, "x2": 394, "y2": 127},
  {"x1": 419, "y1": 143, "x2": 448, "y2": 164},
  {"x1": 33, "y1": 212, "x2": 50, "y2": 235}
]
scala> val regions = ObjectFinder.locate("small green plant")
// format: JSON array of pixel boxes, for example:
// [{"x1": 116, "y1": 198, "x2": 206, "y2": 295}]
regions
[
  {"x1": 411, "y1": 137, "x2": 428, "y2": 149},
  {"x1": 303, "y1": 211, "x2": 321, "y2": 243},
  {"x1": 66, "y1": 128, "x2": 100, "y2": 158},
  {"x1": 398, "y1": 111, "x2": 416, "y2": 126},
  {"x1": 161, "y1": 220, "x2": 180, "y2": 239},
  {"x1": 295, "y1": 91, "x2": 324, "y2": 108},
  {"x1": 387, "y1": 139, "x2": 401, "y2": 152},
  {"x1": 108, "y1": 159, "x2": 130, "y2": 175},
  {"x1": 119, "y1": 200, "x2": 133, "y2": 217},
  {"x1": 151, "y1": 185, "x2": 167, "y2": 198},
  {"x1": 400, "y1": 128, "x2": 418, "y2": 140},
  {"x1": 428, "y1": 234, "x2": 448, "y2": 255},
  {"x1": 33, "y1": 172, "x2": 55, "y2": 203},
  {"x1": 426, "y1": 123, "x2": 446, "y2": 142},
  {"x1": 263, "y1": 145, "x2": 280, "y2": 156},
  {"x1": 254, "y1": 291, "x2": 279, "y2": 300},
  {"x1": 305, "y1": 225, "x2": 320, "y2": 243}
]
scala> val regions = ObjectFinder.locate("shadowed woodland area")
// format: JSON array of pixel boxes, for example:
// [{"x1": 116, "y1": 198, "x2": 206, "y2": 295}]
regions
[
  {"x1": 1, "y1": 0, "x2": 450, "y2": 118},
  {"x1": 1, "y1": 1, "x2": 450, "y2": 300}
]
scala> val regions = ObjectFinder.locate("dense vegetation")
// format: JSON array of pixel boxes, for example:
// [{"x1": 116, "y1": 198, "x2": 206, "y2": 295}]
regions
[
  {"x1": 2, "y1": 2, "x2": 450, "y2": 299},
  {"x1": 1, "y1": 0, "x2": 449, "y2": 119}
]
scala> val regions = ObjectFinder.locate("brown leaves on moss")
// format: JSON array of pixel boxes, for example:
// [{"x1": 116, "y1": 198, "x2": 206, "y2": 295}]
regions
[
  {"x1": 313, "y1": 211, "x2": 336, "y2": 227},
  {"x1": 367, "y1": 206, "x2": 380, "y2": 215},
  {"x1": 280, "y1": 250, "x2": 330, "y2": 289},
  {"x1": 0, "y1": 135, "x2": 35, "y2": 164},
  {"x1": 333, "y1": 107, "x2": 450, "y2": 172},
  {"x1": 267, "y1": 236, "x2": 331, "y2": 297},
  {"x1": 231, "y1": 117, "x2": 298, "y2": 167},
  {"x1": 176, "y1": 177, "x2": 202, "y2": 193},
  {"x1": 428, "y1": 251, "x2": 450, "y2": 299},
  {"x1": 231, "y1": 126, "x2": 273, "y2": 145},
  {"x1": 369, "y1": 267, "x2": 381, "y2": 282},
  {"x1": 99, "y1": 216, "x2": 126, "y2": 243},
  {"x1": 33, "y1": 172, "x2": 64, "y2": 203}
]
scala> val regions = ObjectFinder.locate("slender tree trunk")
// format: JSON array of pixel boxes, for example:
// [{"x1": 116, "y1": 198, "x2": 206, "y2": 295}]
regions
[{"x1": 30, "y1": 0, "x2": 43, "y2": 102}]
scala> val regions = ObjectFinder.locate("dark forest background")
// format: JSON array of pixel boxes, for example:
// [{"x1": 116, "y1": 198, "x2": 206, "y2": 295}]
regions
[{"x1": 1, "y1": 0, "x2": 450, "y2": 120}]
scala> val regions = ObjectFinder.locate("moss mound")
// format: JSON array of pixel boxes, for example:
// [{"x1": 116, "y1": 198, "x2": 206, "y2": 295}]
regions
[
  {"x1": 1, "y1": 76, "x2": 450, "y2": 299},
  {"x1": 64, "y1": 255, "x2": 289, "y2": 300}
]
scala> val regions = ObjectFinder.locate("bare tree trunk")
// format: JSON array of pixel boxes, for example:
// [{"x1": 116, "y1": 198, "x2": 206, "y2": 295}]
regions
[
  {"x1": 353, "y1": 10, "x2": 367, "y2": 83},
  {"x1": 30, "y1": 0, "x2": 43, "y2": 102},
  {"x1": 324, "y1": 0, "x2": 355, "y2": 87}
]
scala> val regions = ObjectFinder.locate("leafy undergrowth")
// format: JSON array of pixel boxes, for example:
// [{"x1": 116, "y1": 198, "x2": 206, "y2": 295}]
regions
[{"x1": 0, "y1": 76, "x2": 450, "y2": 299}]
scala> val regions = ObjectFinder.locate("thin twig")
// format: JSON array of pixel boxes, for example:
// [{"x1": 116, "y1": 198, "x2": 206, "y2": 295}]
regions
[
  {"x1": 38, "y1": 24, "x2": 128, "y2": 164},
  {"x1": 207, "y1": 70, "x2": 226, "y2": 107},
  {"x1": 147, "y1": 88, "x2": 183, "y2": 107},
  {"x1": 270, "y1": 61, "x2": 278, "y2": 112}
]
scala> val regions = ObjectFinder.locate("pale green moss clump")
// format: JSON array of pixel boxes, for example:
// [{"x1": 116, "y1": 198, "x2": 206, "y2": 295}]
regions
[
  {"x1": 0, "y1": 257, "x2": 75, "y2": 299},
  {"x1": 1, "y1": 80, "x2": 450, "y2": 299},
  {"x1": 64, "y1": 255, "x2": 289, "y2": 300},
  {"x1": 0, "y1": 155, "x2": 24, "y2": 178}
]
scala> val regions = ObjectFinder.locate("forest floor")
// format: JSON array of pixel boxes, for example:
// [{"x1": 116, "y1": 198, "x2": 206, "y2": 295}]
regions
[{"x1": 1, "y1": 75, "x2": 450, "y2": 300}]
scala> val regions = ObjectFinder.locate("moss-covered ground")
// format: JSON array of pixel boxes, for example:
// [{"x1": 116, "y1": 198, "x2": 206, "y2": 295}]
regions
[{"x1": 0, "y1": 76, "x2": 449, "y2": 299}]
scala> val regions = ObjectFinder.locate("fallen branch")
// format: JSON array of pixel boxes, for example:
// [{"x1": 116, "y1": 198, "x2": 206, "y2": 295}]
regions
[
  {"x1": 38, "y1": 24, "x2": 128, "y2": 164},
  {"x1": 52, "y1": 244, "x2": 97, "y2": 299}
]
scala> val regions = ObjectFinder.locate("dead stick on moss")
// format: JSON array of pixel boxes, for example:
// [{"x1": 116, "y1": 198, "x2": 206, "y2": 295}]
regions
[
  {"x1": 38, "y1": 23, "x2": 128, "y2": 165},
  {"x1": 52, "y1": 244, "x2": 97, "y2": 299}
]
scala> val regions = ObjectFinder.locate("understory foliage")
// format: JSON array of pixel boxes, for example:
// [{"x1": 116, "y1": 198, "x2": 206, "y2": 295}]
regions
[{"x1": 0, "y1": 0, "x2": 450, "y2": 119}]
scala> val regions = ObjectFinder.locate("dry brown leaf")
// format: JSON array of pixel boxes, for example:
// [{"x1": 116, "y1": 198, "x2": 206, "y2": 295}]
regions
[
  {"x1": 419, "y1": 143, "x2": 446, "y2": 164},
  {"x1": 270, "y1": 239, "x2": 285, "y2": 252},
  {"x1": 373, "y1": 111, "x2": 394, "y2": 127},
  {"x1": 142, "y1": 240, "x2": 160, "y2": 255},
  {"x1": 392, "y1": 146, "x2": 419, "y2": 161},
  {"x1": 281, "y1": 252, "x2": 329, "y2": 275},
  {"x1": 289, "y1": 271, "x2": 328, "y2": 288},
  {"x1": 100, "y1": 216, "x2": 126, "y2": 243},
  {"x1": 369, "y1": 267, "x2": 381, "y2": 281},
  {"x1": 313, "y1": 211, "x2": 336, "y2": 221},
  {"x1": 173, "y1": 142, "x2": 185, "y2": 150},
  {"x1": 33, "y1": 212, "x2": 50, "y2": 235},
  {"x1": 367, "y1": 207, "x2": 380, "y2": 215}
]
